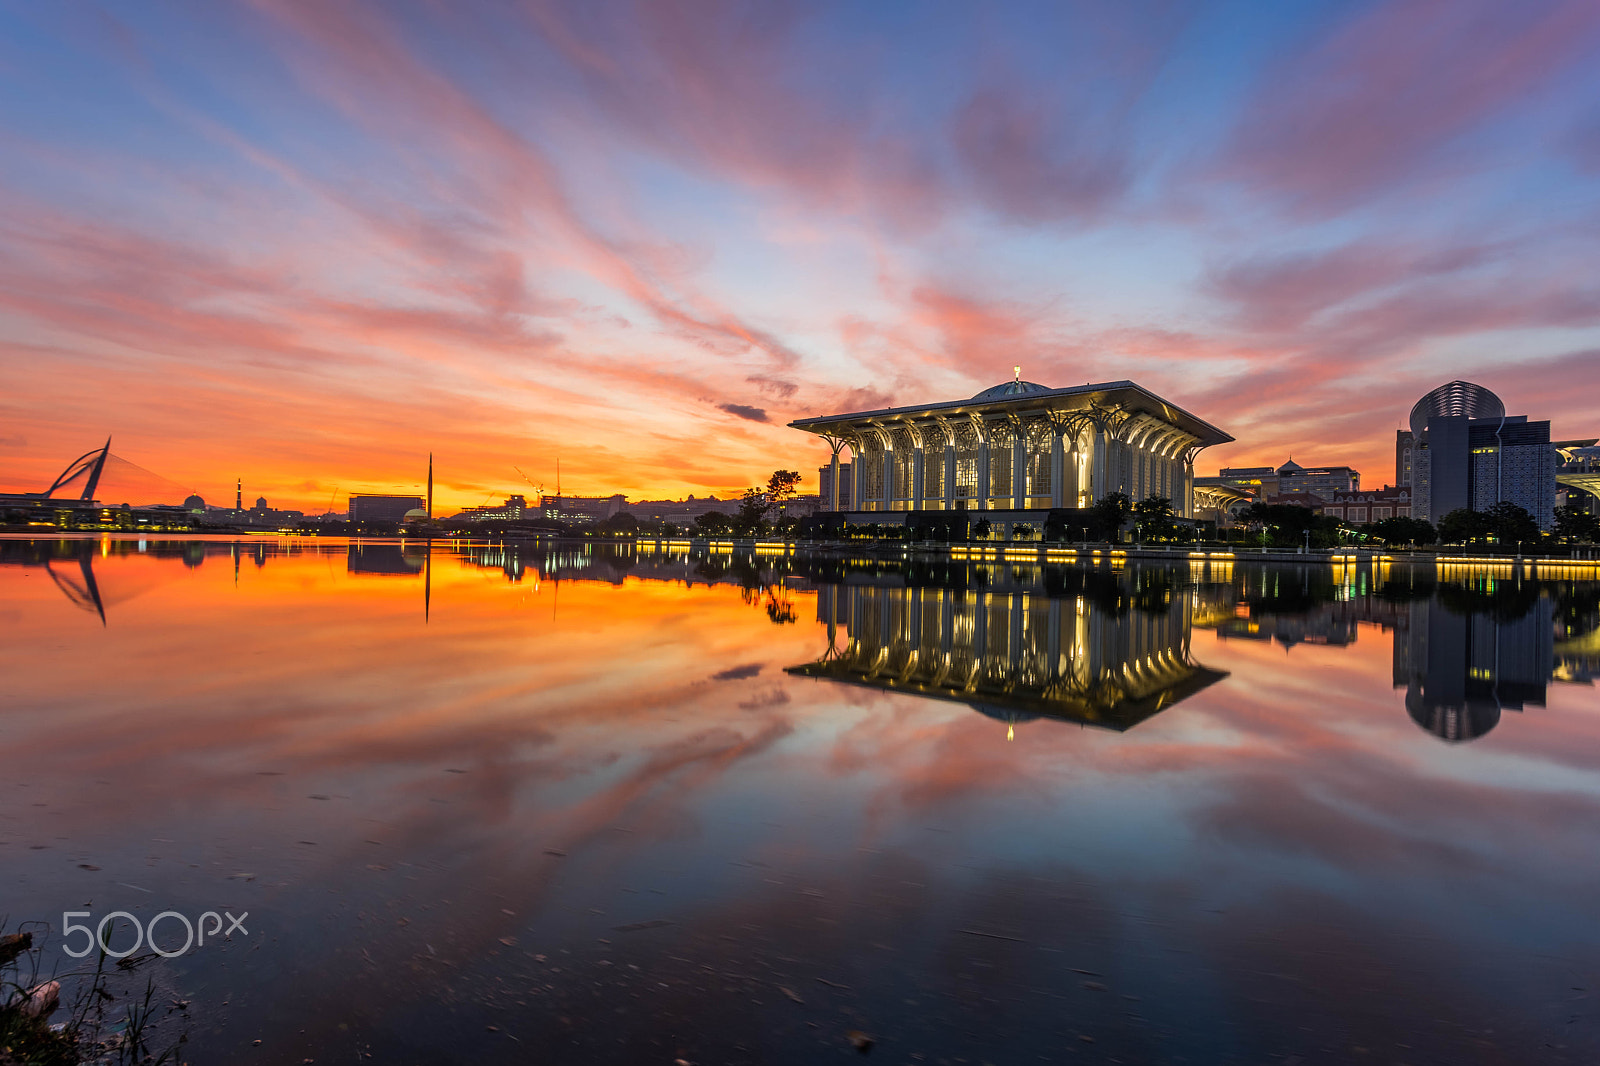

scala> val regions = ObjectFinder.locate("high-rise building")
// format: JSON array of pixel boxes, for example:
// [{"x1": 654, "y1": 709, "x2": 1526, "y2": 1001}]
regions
[
  {"x1": 1395, "y1": 430, "x2": 1415, "y2": 487},
  {"x1": 1408, "y1": 381, "x2": 1555, "y2": 528},
  {"x1": 817, "y1": 462, "x2": 852, "y2": 510}
]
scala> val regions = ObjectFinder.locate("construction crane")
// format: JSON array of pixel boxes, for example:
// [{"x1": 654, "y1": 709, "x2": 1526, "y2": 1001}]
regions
[{"x1": 514, "y1": 466, "x2": 543, "y2": 499}]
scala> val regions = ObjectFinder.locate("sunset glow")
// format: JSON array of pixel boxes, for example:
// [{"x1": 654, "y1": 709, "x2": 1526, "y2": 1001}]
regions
[{"x1": 3, "y1": 2, "x2": 1599, "y2": 510}]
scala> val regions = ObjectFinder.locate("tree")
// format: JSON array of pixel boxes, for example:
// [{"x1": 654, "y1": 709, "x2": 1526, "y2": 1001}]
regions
[
  {"x1": 1555, "y1": 504, "x2": 1600, "y2": 543},
  {"x1": 972, "y1": 518, "x2": 992, "y2": 540},
  {"x1": 766, "y1": 470, "x2": 802, "y2": 511},
  {"x1": 597, "y1": 511, "x2": 639, "y2": 534},
  {"x1": 1090, "y1": 492, "x2": 1133, "y2": 541},
  {"x1": 1437, "y1": 508, "x2": 1489, "y2": 544},
  {"x1": 1484, "y1": 501, "x2": 1540, "y2": 546},
  {"x1": 1368, "y1": 515, "x2": 1436, "y2": 546},
  {"x1": 1439, "y1": 503, "x2": 1541, "y2": 546},
  {"x1": 734, "y1": 488, "x2": 771, "y2": 535},
  {"x1": 1133, "y1": 496, "x2": 1177, "y2": 541},
  {"x1": 694, "y1": 510, "x2": 733, "y2": 534},
  {"x1": 1238, "y1": 501, "x2": 1342, "y2": 549}
]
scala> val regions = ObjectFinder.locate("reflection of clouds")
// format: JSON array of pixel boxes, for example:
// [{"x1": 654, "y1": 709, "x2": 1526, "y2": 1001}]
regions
[{"x1": 8, "y1": 551, "x2": 1600, "y2": 1060}]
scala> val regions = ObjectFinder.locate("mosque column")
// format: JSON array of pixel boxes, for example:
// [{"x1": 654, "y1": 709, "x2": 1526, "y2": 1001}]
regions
[
  {"x1": 882, "y1": 447, "x2": 895, "y2": 513},
  {"x1": 943, "y1": 443, "x2": 956, "y2": 511},
  {"x1": 1011, "y1": 430, "x2": 1026, "y2": 511},
  {"x1": 1069, "y1": 435, "x2": 1084, "y2": 507},
  {"x1": 1091, "y1": 425, "x2": 1108, "y2": 503},
  {"x1": 852, "y1": 444, "x2": 866, "y2": 514},
  {"x1": 1050, "y1": 428, "x2": 1066, "y2": 509},
  {"x1": 912, "y1": 447, "x2": 925, "y2": 511},
  {"x1": 828, "y1": 444, "x2": 842, "y2": 512},
  {"x1": 977, "y1": 430, "x2": 991, "y2": 512}
]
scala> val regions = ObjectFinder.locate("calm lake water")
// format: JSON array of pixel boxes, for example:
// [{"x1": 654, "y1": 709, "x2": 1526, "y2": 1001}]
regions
[{"x1": 3, "y1": 535, "x2": 1600, "y2": 1065}]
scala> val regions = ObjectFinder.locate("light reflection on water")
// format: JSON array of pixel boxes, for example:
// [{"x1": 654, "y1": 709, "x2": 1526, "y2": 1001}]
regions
[{"x1": 2, "y1": 535, "x2": 1599, "y2": 1064}]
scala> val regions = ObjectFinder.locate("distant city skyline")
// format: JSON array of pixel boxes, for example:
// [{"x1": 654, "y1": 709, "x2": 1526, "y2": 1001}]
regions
[{"x1": 3, "y1": 3, "x2": 1600, "y2": 512}]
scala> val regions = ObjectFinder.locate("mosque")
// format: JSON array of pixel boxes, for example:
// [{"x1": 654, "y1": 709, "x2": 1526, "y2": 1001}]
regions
[{"x1": 789, "y1": 370, "x2": 1232, "y2": 531}]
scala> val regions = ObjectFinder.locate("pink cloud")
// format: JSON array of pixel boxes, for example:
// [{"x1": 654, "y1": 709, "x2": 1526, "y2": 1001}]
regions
[{"x1": 1220, "y1": 0, "x2": 1600, "y2": 213}]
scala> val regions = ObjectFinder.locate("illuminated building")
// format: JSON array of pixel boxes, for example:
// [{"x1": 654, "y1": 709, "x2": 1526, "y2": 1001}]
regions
[
  {"x1": 349, "y1": 494, "x2": 426, "y2": 524},
  {"x1": 1408, "y1": 381, "x2": 1555, "y2": 528},
  {"x1": 537, "y1": 493, "x2": 626, "y2": 523},
  {"x1": 1209, "y1": 459, "x2": 1360, "y2": 498},
  {"x1": 456, "y1": 494, "x2": 528, "y2": 522},
  {"x1": 1195, "y1": 459, "x2": 1360, "y2": 524},
  {"x1": 788, "y1": 371, "x2": 1232, "y2": 527}
]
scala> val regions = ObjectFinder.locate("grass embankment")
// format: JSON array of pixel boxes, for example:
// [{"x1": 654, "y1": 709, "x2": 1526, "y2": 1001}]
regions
[{"x1": 1, "y1": 927, "x2": 180, "y2": 1066}]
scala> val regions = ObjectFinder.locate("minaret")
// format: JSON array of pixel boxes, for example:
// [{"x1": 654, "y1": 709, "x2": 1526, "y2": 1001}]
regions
[
  {"x1": 427, "y1": 453, "x2": 433, "y2": 519},
  {"x1": 236, "y1": 477, "x2": 242, "y2": 510}
]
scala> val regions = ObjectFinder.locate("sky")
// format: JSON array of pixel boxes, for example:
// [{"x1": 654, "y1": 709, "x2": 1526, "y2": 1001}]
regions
[{"x1": 2, "y1": 0, "x2": 1599, "y2": 511}]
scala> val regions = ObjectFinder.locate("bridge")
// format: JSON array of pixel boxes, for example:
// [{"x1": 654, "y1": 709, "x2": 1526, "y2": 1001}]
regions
[
  {"x1": 1, "y1": 438, "x2": 196, "y2": 532},
  {"x1": 0, "y1": 437, "x2": 111, "y2": 504}
]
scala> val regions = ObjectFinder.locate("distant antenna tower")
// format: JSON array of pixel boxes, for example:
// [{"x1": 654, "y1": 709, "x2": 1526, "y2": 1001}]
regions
[{"x1": 236, "y1": 477, "x2": 242, "y2": 510}]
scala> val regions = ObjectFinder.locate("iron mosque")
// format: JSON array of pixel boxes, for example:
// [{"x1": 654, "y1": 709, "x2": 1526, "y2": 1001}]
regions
[{"x1": 789, "y1": 370, "x2": 1233, "y2": 535}]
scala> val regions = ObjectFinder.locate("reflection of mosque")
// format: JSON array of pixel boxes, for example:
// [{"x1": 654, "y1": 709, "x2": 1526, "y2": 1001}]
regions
[{"x1": 786, "y1": 583, "x2": 1227, "y2": 733}]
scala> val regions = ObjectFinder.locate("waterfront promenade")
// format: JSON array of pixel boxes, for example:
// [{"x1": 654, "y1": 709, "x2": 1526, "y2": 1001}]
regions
[{"x1": 629, "y1": 535, "x2": 1600, "y2": 575}]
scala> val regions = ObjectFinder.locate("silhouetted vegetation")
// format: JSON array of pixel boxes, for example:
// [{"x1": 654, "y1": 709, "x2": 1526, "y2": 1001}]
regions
[{"x1": 1363, "y1": 515, "x2": 1437, "y2": 546}]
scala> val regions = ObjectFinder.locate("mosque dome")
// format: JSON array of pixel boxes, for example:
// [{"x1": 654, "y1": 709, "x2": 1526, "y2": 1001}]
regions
[
  {"x1": 1409, "y1": 380, "x2": 1504, "y2": 438},
  {"x1": 1276, "y1": 458, "x2": 1304, "y2": 474},
  {"x1": 966, "y1": 702, "x2": 1043, "y2": 725},
  {"x1": 972, "y1": 379, "x2": 1052, "y2": 401},
  {"x1": 402, "y1": 508, "x2": 429, "y2": 522},
  {"x1": 183, "y1": 494, "x2": 205, "y2": 512}
]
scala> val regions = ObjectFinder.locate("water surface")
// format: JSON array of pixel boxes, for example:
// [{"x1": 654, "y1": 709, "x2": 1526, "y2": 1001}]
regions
[{"x1": 3, "y1": 536, "x2": 1599, "y2": 1064}]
